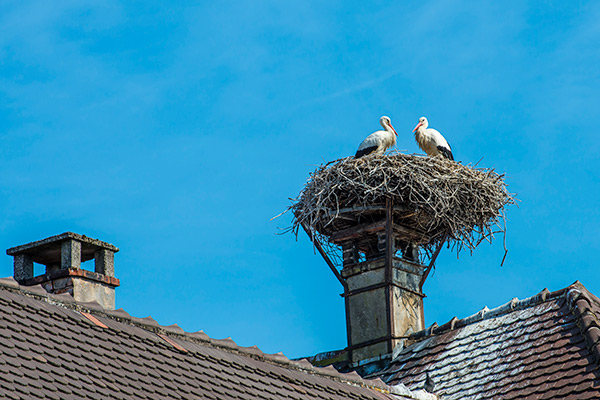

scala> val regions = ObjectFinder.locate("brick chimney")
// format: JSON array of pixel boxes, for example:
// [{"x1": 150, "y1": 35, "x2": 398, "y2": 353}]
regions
[
  {"x1": 6, "y1": 232, "x2": 120, "y2": 310},
  {"x1": 307, "y1": 199, "x2": 435, "y2": 365},
  {"x1": 341, "y1": 249, "x2": 426, "y2": 363}
]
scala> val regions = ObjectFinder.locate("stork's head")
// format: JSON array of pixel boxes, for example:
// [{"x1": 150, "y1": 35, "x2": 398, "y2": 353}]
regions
[
  {"x1": 412, "y1": 116, "x2": 428, "y2": 132},
  {"x1": 380, "y1": 116, "x2": 398, "y2": 136}
]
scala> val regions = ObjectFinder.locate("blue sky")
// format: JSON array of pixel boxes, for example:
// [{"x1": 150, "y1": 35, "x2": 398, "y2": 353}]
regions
[{"x1": 1, "y1": 1, "x2": 599, "y2": 358}]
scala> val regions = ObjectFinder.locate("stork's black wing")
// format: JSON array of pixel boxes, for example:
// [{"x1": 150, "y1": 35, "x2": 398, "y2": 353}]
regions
[
  {"x1": 355, "y1": 146, "x2": 378, "y2": 159},
  {"x1": 437, "y1": 145, "x2": 454, "y2": 160}
]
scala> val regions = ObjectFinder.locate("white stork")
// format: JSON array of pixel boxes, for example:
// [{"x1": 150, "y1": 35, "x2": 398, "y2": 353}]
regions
[
  {"x1": 412, "y1": 116, "x2": 454, "y2": 160},
  {"x1": 355, "y1": 116, "x2": 398, "y2": 158}
]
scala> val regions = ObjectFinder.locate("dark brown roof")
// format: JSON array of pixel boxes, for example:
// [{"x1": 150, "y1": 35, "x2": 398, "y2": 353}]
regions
[
  {"x1": 377, "y1": 282, "x2": 600, "y2": 399},
  {"x1": 0, "y1": 277, "x2": 433, "y2": 400}
]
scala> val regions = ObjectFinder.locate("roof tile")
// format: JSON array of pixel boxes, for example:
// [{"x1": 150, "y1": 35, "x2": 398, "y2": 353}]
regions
[
  {"x1": 381, "y1": 282, "x2": 600, "y2": 400},
  {"x1": 0, "y1": 276, "x2": 428, "y2": 400}
]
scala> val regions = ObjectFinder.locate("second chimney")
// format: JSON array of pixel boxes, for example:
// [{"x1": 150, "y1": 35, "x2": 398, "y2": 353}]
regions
[{"x1": 7, "y1": 232, "x2": 120, "y2": 309}]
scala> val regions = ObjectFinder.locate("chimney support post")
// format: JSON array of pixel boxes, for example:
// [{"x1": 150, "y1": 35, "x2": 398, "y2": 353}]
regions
[
  {"x1": 14, "y1": 254, "x2": 33, "y2": 282},
  {"x1": 61, "y1": 239, "x2": 81, "y2": 270},
  {"x1": 94, "y1": 249, "x2": 115, "y2": 277},
  {"x1": 385, "y1": 197, "x2": 395, "y2": 353},
  {"x1": 342, "y1": 242, "x2": 360, "y2": 267}
]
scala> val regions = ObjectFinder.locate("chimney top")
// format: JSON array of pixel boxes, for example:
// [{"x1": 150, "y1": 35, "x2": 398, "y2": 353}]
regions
[
  {"x1": 7, "y1": 231, "x2": 119, "y2": 260},
  {"x1": 7, "y1": 232, "x2": 120, "y2": 309}
]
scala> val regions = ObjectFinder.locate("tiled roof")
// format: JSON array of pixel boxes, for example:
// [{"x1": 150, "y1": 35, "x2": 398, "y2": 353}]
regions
[
  {"x1": 0, "y1": 277, "x2": 434, "y2": 400},
  {"x1": 377, "y1": 282, "x2": 600, "y2": 399}
]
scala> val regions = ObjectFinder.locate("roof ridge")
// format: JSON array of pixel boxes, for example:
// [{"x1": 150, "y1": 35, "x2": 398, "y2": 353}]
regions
[
  {"x1": 0, "y1": 277, "x2": 412, "y2": 397},
  {"x1": 409, "y1": 283, "x2": 575, "y2": 341},
  {"x1": 565, "y1": 282, "x2": 600, "y2": 365}
]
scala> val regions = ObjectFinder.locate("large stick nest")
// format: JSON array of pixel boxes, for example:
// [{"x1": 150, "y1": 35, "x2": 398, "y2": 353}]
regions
[{"x1": 286, "y1": 152, "x2": 516, "y2": 255}]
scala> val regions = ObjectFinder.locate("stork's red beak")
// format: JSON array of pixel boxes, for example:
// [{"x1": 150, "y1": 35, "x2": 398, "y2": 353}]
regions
[
  {"x1": 412, "y1": 122, "x2": 422, "y2": 132},
  {"x1": 390, "y1": 125, "x2": 398, "y2": 136}
]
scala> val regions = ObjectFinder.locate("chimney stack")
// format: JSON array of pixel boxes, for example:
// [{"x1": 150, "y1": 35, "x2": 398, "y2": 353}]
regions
[
  {"x1": 308, "y1": 199, "x2": 434, "y2": 365},
  {"x1": 7, "y1": 232, "x2": 120, "y2": 309},
  {"x1": 336, "y1": 201, "x2": 427, "y2": 364}
]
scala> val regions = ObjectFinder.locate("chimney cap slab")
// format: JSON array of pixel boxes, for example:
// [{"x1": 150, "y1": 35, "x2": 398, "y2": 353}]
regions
[{"x1": 6, "y1": 232, "x2": 119, "y2": 265}]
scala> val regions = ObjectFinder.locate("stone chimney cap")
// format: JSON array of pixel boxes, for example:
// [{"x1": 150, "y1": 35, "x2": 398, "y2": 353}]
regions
[{"x1": 6, "y1": 232, "x2": 119, "y2": 264}]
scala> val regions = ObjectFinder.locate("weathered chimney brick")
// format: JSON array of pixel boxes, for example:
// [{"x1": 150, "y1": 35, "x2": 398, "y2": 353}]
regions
[
  {"x1": 61, "y1": 239, "x2": 81, "y2": 270},
  {"x1": 13, "y1": 254, "x2": 33, "y2": 282},
  {"x1": 94, "y1": 249, "x2": 114, "y2": 277}
]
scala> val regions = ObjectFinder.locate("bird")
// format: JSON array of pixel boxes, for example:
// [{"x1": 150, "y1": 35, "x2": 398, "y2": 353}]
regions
[
  {"x1": 412, "y1": 117, "x2": 454, "y2": 160},
  {"x1": 355, "y1": 116, "x2": 398, "y2": 158}
]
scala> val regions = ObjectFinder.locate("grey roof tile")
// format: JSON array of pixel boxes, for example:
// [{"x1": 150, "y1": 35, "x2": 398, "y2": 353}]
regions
[{"x1": 380, "y1": 282, "x2": 600, "y2": 400}]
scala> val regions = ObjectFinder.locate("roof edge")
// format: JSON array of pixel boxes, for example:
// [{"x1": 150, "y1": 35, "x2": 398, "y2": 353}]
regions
[
  {"x1": 565, "y1": 282, "x2": 600, "y2": 365},
  {"x1": 410, "y1": 282, "x2": 580, "y2": 341}
]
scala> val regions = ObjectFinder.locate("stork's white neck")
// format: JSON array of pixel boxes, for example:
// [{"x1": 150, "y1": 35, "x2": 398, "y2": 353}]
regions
[
  {"x1": 380, "y1": 120, "x2": 397, "y2": 146},
  {"x1": 387, "y1": 125, "x2": 397, "y2": 147}
]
